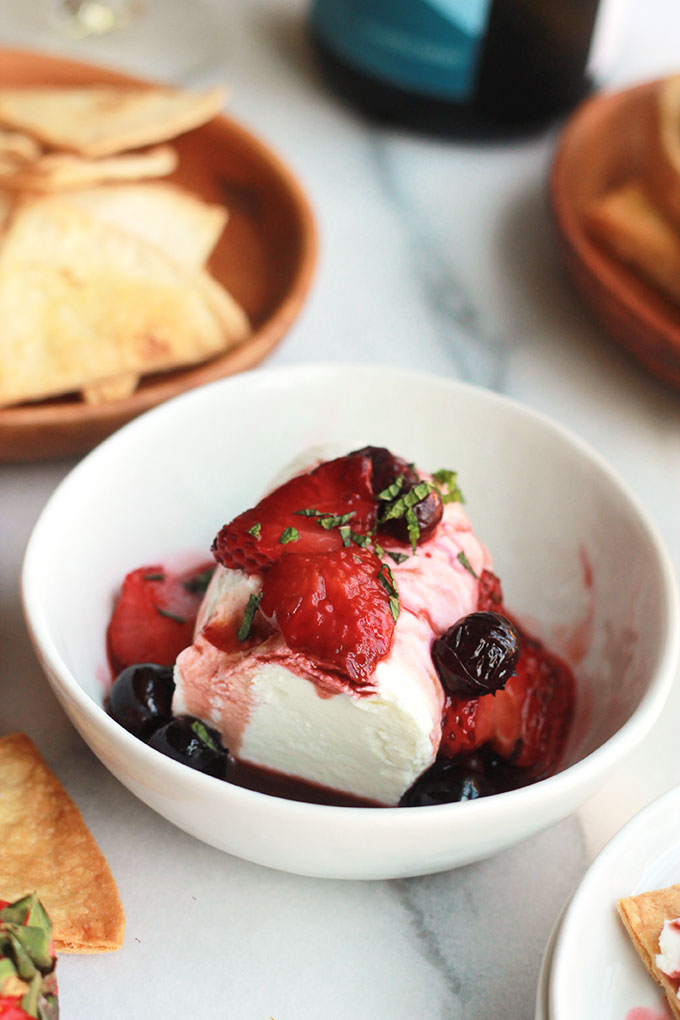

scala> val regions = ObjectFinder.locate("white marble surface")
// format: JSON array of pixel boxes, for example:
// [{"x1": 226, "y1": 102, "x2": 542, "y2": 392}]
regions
[{"x1": 1, "y1": 1, "x2": 680, "y2": 1017}]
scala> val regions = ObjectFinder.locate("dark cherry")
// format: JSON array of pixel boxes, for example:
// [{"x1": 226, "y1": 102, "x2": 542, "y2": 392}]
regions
[
  {"x1": 351, "y1": 445, "x2": 418, "y2": 497},
  {"x1": 432, "y1": 611, "x2": 521, "y2": 697},
  {"x1": 379, "y1": 488, "x2": 443, "y2": 545},
  {"x1": 107, "y1": 662, "x2": 175, "y2": 739},
  {"x1": 351, "y1": 445, "x2": 444, "y2": 546},
  {"x1": 147, "y1": 716, "x2": 228, "y2": 778},
  {"x1": 400, "y1": 757, "x2": 494, "y2": 807}
]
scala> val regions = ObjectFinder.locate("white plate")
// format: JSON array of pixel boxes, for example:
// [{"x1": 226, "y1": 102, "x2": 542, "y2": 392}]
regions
[
  {"x1": 535, "y1": 904, "x2": 569, "y2": 1020},
  {"x1": 550, "y1": 784, "x2": 680, "y2": 1019}
]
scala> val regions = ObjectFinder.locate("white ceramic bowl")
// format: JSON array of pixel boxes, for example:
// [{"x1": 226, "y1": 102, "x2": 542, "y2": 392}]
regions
[{"x1": 22, "y1": 366, "x2": 679, "y2": 879}]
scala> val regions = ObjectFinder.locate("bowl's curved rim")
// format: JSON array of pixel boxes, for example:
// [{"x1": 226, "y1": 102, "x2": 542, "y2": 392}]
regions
[{"x1": 21, "y1": 364, "x2": 680, "y2": 829}]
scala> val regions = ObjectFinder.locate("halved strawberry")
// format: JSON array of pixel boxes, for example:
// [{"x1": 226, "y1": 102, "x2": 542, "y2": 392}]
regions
[
  {"x1": 259, "y1": 546, "x2": 396, "y2": 682},
  {"x1": 212, "y1": 453, "x2": 377, "y2": 573},
  {"x1": 440, "y1": 629, "x2": 574, "y2": 776},
  {"x1": 107, "y1": 563, "x2": 213, "y2": 675}
]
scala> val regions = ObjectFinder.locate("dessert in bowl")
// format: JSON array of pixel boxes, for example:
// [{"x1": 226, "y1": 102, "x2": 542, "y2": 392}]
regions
[{"x1": 21, "y1": 366, "x2": 679, "y2": 879}]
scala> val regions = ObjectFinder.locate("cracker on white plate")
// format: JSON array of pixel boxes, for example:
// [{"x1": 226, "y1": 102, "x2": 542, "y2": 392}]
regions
[
  {"x1": 0, "y1": 733, "x2": 125, "y2": 953},
  {"x1": 0, "y1": 198, "x2": 250, "y2": 407},
  {"x1": 0, "y1": 84, "x2": 226, "y2": 158},
  {"x1": 618, "y1": 884, "x2": 680, "y2": 1020}
]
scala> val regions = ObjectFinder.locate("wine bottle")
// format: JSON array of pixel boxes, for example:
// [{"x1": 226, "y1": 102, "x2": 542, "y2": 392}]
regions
[{"x1": 309, "y1": 0, "x2": 626, "y2": 138}]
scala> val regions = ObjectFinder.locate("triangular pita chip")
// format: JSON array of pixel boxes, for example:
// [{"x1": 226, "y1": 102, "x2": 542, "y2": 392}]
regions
[
  {"x1": 58, "y1": 181, "x2": 227, "y2": 266},
  {"x1": 0, "y1": 733, "x2": 125, "y2": 953},
  {"x1": 0, "y1": 143, "x2": 177, "y2": 192},
  {"x1": 0, "y1": 84, "x2": 226, "y2": 157},
  {"x1": 0, "y1": 128, "x2": 41, "y2": 163},
  {"x1": 618, "y1": 884, "x2": 680, "y2": 1019},
  {"x1": 587, "y1": 181, "x2": 680, "y2": 306},
  {"x1": 0, "y1": 198, "x2": 250, "y2": 407}
]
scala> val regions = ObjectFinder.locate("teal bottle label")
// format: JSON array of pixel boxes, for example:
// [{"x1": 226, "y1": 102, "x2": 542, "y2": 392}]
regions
[{"x1": 311, "y1": 0, "x2": 493, "y2": 101}]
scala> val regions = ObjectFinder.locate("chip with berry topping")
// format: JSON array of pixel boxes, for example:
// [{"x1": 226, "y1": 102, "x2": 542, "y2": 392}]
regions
[
  {"x1": 0, "y1": 734, "x2": 124, "y2": 954},
  {"x1": 618, "y1": 883, "x2": 680, "y2": 1019}
]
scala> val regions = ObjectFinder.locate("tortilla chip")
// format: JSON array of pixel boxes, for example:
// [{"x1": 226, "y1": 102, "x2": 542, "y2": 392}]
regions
[
  {"x1": 0, "y1": 198, "x2": 250, "y2": 407},
  {"x1": 618, "y1": 884, "x2": 680, "y2": 1020},
  {"x1": 0, "y1": 128, "x2": 41, "y2": 163},
  {"x1": 0, "y1": 144, "x2": 177, "y2": 192},
  {"x1": 0, "y1": 84, "x2": 226, "y2": 158},
  {"x1": 81, "y1": 372, "x2": 139, "y2": 404},
  {"x1": 0, "y1": 733, "x2": 124, "y2": 953},
  {"x1": 59, "y1": 181, "x2": 227, "y2": 266},
  {"x1": 587, "y1": 180, "x2": 680, "y2": 306}
]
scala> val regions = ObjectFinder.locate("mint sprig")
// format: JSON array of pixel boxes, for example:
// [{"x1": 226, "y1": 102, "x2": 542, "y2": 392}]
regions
[{"x1": 237, "y1": 592, "x2": 263, "y2": 641}]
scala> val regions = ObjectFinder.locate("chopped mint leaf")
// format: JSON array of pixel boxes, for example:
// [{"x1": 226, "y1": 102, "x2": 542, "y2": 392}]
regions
[
  {"x1": 279, "y1": 527, "x2": 299, "y2": 544},
  {"x1": 457, "y1": 551, "x2": 478, "y2": 578},
  {"x1": 389, "y1": 595, "x2": 400, "y2": 622},
  {"x1": 155, "y1": 606, "x2": 187, "y2": 624},
  {"x1": 248, "y1": 522, "x2": 262, "y2": 538},
  {"x1": 377, "y1": 562, "x2": 398, "y2": 598},
  {"x1": 373, "y1": 541, "x2": 384, "y2": 559},
  {"x1": 339, "y1": 525, "x2": 352, "y2": 547},
  {"x1": 183, "y1": 566, "x2": 215, "y2": 595},
  {"x1": 432, "y1": 468, "x2": 465, "y2": 504},
  {"x1": 143, "y1": 572, "x2": 164, "y2": 582},
  {"x1": 379, "y1": 480, "x2": 434, "y2": 523},
  {"x1": 190, "y1": 720, "x2": 220, "y2": 752},
  {"x1": 237, "y1": 592, "x2": 262, "y2": 642},
  {"x1": 377, "y1": 477, "x2": 404, "y2": 501},
  {"x1": 349, "y1": 531, "x2": 370, "y2": 548},
  {"x1": 405, "y1": 506, "x2": 420, "y2": 554},
  {"x1": 317, "y1": 511, "x2": 356, "y2": 530},
  {"x1": 295, "y1": 508, "x2": 325, "y2": 517},
  {"x1": 387, "y1": 550, "x2": 409, "y2": 564}
]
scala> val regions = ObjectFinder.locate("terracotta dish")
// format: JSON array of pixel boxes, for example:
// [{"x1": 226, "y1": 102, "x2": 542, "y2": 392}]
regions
[
  {"x1": 551, "y1": 79, "x2": 680, "y2": 390},
  {"x1": 0, "y1": 49, "x2": 317, "y2": 462}
]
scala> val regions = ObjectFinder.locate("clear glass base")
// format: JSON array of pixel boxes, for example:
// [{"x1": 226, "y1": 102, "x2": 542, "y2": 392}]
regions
[{"x1": 2, "y1": 0, "x2": 226, "y2": 82}]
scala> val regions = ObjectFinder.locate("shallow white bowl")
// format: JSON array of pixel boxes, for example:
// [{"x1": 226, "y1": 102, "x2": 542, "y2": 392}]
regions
[{"x1": 22, "y1": 366, "x2": 679, "y2": 879}]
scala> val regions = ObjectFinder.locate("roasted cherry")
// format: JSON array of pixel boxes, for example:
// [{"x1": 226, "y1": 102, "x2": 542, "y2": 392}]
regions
[
  {"x1": 432, "y1": 611, "x2": 521, "y2": 697},
  {"x1": 147, "y1": 716, "x2": 228, "y2": 778},
  {"x1": 107, "y1": 663, "x2": 175, "y2": 739},
  {"x1": 400, "y1": 758, "x2": 494, "y2": 806},
  {"x1": 379, "y1": 487, "x2": 443, "y2": 545},
  {"x1": 351, "y1": 446, "x2": 418, "y2": 497}
]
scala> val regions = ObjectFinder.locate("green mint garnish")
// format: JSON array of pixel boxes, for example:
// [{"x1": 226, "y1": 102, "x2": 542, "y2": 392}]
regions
[
  {"x1": 190, "y1": 720, "x2": 220, "y2": 752},
  {"x1": 377, "y1": 477, "x2": 404, "y2": 501},
  {"x1": 143, "y1": 572, "x2": 164, "y2": 581},
  {"x1": 432, "y1": 468, "x2": 465, "y2": 504},
  {"x1": 373, "y1": 541, "x2": 385, "y2": 559},
  {"x1": 457, "y1": 551, "x2": 478, "y2": 578},
  {"x1": 237, "y1": 592, "x2": 262, "y2": 641},
  {"x1": 379, "y1": 481, "x2": 433, "y2": 524},
  {"x1": 295, "y1": 508, "x2": 325, "y2": 517},
  {"x1": 377, "y1": 563, "x2": 400, "y2": 622},
  {"x1": 387, "y1": 550, "x2": 409, "y2": 564},
  {"x1": 248, "y1": 522, "x2": 262, "y2": 538},
  {"x1": 405, "y1": 506, "x2": 420, "y2": 554},
  {"x1": 155, "y1": 606, "x2": 187, "y2": 624},
  {"x1": 317, "y1": 511, "x2": 356, "y2": 530},
  {"x1": 349, "y1": 531, "x2": 370, "y2": 548},
  {"x1": 279, "y1": 527, "x2": 299, "y2": 544},
  {"x1": 183, "y1": 566, "x2": 215, "y2": 595},
  {"x1": 339, "y1": 525, "x2": 352, "y2": 547}
]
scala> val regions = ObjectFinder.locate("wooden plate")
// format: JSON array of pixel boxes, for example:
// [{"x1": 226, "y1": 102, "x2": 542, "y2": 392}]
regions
[
  {"x1": 0, "y1": 49, "x2": 317, "y2": 462},
  {"x1": 551, "y1": 79, "x2": 680, "y2": 390}
]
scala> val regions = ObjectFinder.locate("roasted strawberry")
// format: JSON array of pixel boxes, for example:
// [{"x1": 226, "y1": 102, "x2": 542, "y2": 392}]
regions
[
  {"x1": 107, "y1": 563, "x2": 212, "y2": 675},
  {"x1": 259, "y1": 546, "x2": 396, "y2": 682},
  {"x1": 0, "y1": 894, "x2": 58, "y2": 1020},
  {"x1": 440, "y1": 630, "x2": 574, "y2": 777},
  {"x1": 477, "y1": 569, "x2": 504, "y2": 611},
  {"x1": 212, "y1": 453, "x2": 377, "y2": 573}
]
